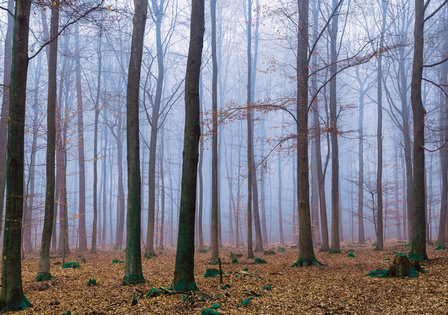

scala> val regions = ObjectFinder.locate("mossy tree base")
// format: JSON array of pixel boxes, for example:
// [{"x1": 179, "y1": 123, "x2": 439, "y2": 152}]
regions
[
  {"x1": 172, "y1": 279, "x2": 198, "y2": 293},
  {"x1": 291, "y1": 257, "x2": 322, "y2": 267},
  {"x1": 0, "y1": 296, "x2": 32, "y2": 312},
  {"x1": 35, "y1": 273, "x2": 53, "y2": 282},
  {"x1": 123, "y1": 275, "x2": 146, "y2": 285}
]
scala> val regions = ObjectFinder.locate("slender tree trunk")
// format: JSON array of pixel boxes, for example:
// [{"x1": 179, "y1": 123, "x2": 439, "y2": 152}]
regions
[
  {"x1": 37, "y1": 1, "x2": 59, "y2": 280},
  {"x1": 173, "y1": 0, "x2": 204, "y2": 292},
  {"x1": 0, "y1": 0, "x2": 33, "y2": 310},
  {"x1": 410, "y1": 0, "x2": 427, "y2": 260},
  {"x1": 74, "y1": 24, "x2": 87, "y2": 252},
  {"x1": 123, "y1": 0, "x2": 148, "y2": 285},
  {"x1": 0, "y1": 0, "x2": 14, "y2": 242},
  {"x1": 145, "y1": 3, "x2": 165, "y2": 257},
  {"x1": 158, "y1": 128, "x2": 165, "y2": 250},
  {"x1": 294, "y1": 0, "x2": 317, "y2": 265},
  {"x1": 357, "y1": 87, "x2": 365, "y2": 244},
  {"x1": 91, "y1": 29, "x2": 103, "y2": 254},
  {"x1": 210, "y1": 0, "x2": 220, "y2": 263},
  {"x1": 329, "y1": 0, "x2": 341, "y2": 253},
  {"x1": 278, "y1": 153, "x2": 285, "y2": 245},
  {"x1": 375, "y1": 1, "x2": 387, "y2": 251},
  {"x1": 23, "y1": 52, "x2": 42, "y2": 255}
]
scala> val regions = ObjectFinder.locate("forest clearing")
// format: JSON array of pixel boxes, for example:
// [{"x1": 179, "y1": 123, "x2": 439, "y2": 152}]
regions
[{"x1": 16, "y1": 242, "x2": 448, "y2": 314}]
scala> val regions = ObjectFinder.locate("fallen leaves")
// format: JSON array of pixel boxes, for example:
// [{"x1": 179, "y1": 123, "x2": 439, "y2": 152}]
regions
[{"x1": 14, "y1": 241, "x2": 448, "y2": 314}]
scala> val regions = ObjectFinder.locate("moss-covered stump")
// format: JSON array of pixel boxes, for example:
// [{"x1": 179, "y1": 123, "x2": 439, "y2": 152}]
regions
[
  {"x1": 386, "y1": 254, "x2": 422, "y2": 278},
  {"x1": 365, "y1": 254, "x2": 426, "y2": 278},
  {"x1": 264, "y1": 249, "x2": 276, "y2": 255}
]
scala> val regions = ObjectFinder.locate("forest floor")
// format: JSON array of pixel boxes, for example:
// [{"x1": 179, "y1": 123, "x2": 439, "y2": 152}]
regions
[{"x1": 16, "y1": 240, "x2": 448, "y2": 314}]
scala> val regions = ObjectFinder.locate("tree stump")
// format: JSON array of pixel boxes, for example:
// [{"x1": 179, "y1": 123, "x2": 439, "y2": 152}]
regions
[{"x1": 386, "y1": 254, "x2": 421, "y2": 278}]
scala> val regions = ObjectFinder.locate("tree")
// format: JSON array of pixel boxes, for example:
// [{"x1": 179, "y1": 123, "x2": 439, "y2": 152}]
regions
[
  {"x1": 438, "y1": 6, "x2": 448, "y2": 248},
  {"x1": 409, "y1": 0, "x2": 427, "y2": 261},
  {"x1": 0, "y1": 0, "x2": 33, "y2": 311},
  {"x1": 210, "y1": 0, "x2": 220, "y2": 264},
  {"x1": 0, "y1": 0, "x2": 14, "y2": 241},
  {"x1": 92, "y1": 25, "x2": 103, "y2": 254},
  {"x1": 74, "y1": 23, "x2": 88, "y2": 252},
  {"x1": 144, "y1": 0, "x2": 168, "y2": 257},
  {"x1": 329, "y1": 0, "x2": 341, "y2": 254},
  {"x1": 37, "y1": 0, "x2": 60, "y2": 281},
  {"x1": 123, "y1": 0, "x2": 148, "y2": 285},
  {"x1": 172, "y1": 0, "x2": 204, "y2": 292},
  {"x1": 292, "y1": 0, "x2": 318, "y2": 266},
  {"x1": 375, "y1": 0, "x2": 387, "y2": 251}
]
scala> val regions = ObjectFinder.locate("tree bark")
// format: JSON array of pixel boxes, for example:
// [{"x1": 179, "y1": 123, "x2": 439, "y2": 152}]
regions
[
  {"x1": 375, "y1": 1, "x2": 387, "y2": 251},
  {"x1": 38, "y1": 0, "x2": 59, "y2": 280},
  {"x1": 210, "y1": 0, "x2": 220, "y2": 264},
  {"x1": 74, "y1": 24, "x2": 88, "y2": 252},
  {"x1": 329, "y1": 0, "x2": 341, "y2": 253},
  {"x1": 123, "y1": 0, "x2": 148, "y2": 285},
  {"x1": 173, "y1": 0, "x2": 204, "y2": 292},
  {"x1": 0, "y1": 0, "x2": 33, "y2": 311},
  {"x1": 91, "y1": 29, "x2": 103, "y2": 254},
  {"x1": 0, "y1": 0, "x2": 14, "y2": 243},
  {"x1": 410, "y1": 0, "x2": 427, "y2": 261}
]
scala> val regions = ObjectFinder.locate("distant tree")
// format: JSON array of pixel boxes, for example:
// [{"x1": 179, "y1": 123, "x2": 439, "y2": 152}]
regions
[
  {"x1": 210, "y1": 0, "x2": 220, "y2": 264},
  {"x1": 123, "y1": 0, "x2": 148, "y2": 284},
  {"x1": 0, "y1": 0, "x2": 33, "y2": 311},
  {"x1": 173, "y1": 0, "x2": 204, "y2": 292},
  {"x1": 37, "y1": 0, "x2": 60, "y2": 281}
]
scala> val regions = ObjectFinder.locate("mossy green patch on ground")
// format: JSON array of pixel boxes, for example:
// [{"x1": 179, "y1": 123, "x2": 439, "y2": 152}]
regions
[
  {"x1": 200, "y1": 308, "x2": 219, "y2": 315},
  {"x1": 231, "y1": 257, "x2": 239, "y2": 264},
  {"x1": 62, "y1": 262, "x2": 81, "y2": 269},
  {"x1": 204, "y1": 268, "x2": 220, "y2": 278},
  {"x1": 220, "y1": 284, "x2": 230, "y2": 290},
  {"x1": 263, "y1": 285, "x2": 272, "y2": 291},
  {"x1": 278, "y1": 246, "x2": 286, "y2": 252},
  {"x1": 364, "y1": 269, "x2": 388, "y2": 278},
  {"x1": 87, "y1": 279, "x2": 97, "y2": 286},
  {"x1": 240, "y1": 297, "x2": 254, "y2": 306},
  {"x1": 112, "y1": 259, "x2": 124, "y2": 264},
  {"x1": 435, "y1": 245, "x2": 445, "y2": 250},
  {"x1": 212, "y1": 304, "x2": 220, "y2": 309},
  {"x1": 254, "y1": 258, "x2": 267, "y2": 264},
  {"x1": 329, "y1": 250, "x2": 342, "y2": 254},
  {"x1": 347, "y1": 253, "x2": 356, "y2": 258}
]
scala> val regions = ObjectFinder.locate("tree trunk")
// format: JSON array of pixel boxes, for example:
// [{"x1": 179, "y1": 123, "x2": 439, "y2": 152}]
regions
[
  {"x1": 375, "y1": 1, "x2": 387, "y2": 251},
  {"x1": 294, "y1": 0, "x2": 317, "y2": 266},
  {"x1": 91, "y1": 29, "x2": 103, "y2": 254},
  {"x1": 173, "y1": 0, "x2": 204, "y2": 292},
  {"x1": 278, "y1": 152, "x2": 285, "y2": 245},
  {"x1": 410, "y1": 0, "x2": 427, "y2": 261},
  {"x1": 438, "y1": 10, "x2": 448, "y2": 247},
  {"x1": 210, "y1": 0, "x2": 220, "y2": 264},
  {"x1": 0, "y1": 0, "x2": 14, "y2": 243},
  {"x1": 37, "y1": 1, "x2": 59, "y2": 280},
  {"x1": 357, "y1": 84, "x2": 365, "y2": 244},
  {"x1": 329, "y1": 0, "x2": 341, "y2": 253},
  {"x1": 145, "y1": 2, "x2": 165, "y2": 257},
  {"x1": 0, "y1": 0, "x2": 33, "y2": 311},
  {"x1": 74, "y1": 24, "x2": 88, "y2": 252},
  {"x1": 123, "y1": 0, "x2": 148, "y2": 285}
]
